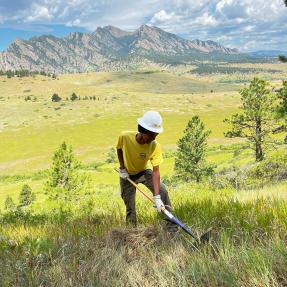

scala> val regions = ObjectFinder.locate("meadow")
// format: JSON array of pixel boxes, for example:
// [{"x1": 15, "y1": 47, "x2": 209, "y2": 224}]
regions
[{"x1": 0, "y1": 62, "x2": 287, "y2": 286}]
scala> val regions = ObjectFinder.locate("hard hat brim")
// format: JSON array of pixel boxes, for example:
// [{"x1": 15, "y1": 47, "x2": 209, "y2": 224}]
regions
[{"x1": 137, "y1": 118, "x2": 163, "y2": 133}]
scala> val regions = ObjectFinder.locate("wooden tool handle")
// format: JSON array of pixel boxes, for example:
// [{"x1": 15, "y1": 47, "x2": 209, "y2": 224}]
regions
[{"x1": 114, "y1": 167, "x2": 155, "y2": 203}]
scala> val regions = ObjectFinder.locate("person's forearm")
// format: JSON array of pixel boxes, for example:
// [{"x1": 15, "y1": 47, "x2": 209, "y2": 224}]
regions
[
  {"x1": 152, "y1": 169, "x2": 160, "y2": 196},
  {"x1": 117, "y1": 149, "x2": 125, "y2": 169}
]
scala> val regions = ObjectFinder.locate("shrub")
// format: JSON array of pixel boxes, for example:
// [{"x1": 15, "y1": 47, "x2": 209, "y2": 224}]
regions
[
  {"x1": 70, "y1": 93, "x2": 78, "y2": 101},
  {"x1": 249, "y1": 149, "x2": 287, "y2": 183},
  {"x1": 51, "y1": 93, "x2": 61, "y2": 102}
]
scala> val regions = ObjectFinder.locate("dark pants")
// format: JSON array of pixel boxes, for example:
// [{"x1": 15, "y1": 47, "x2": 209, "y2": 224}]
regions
[{"x1": 120, "y1": 169, "x2": 178, "y2": 232}]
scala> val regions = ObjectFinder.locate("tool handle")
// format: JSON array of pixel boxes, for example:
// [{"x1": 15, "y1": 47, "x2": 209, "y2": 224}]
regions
[{"x1": 114, "y1": 167, "x2": 155, "y2": 204}]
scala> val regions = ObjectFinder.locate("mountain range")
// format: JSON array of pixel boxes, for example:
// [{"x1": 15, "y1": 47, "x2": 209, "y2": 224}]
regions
[{"x1": 0, "y1": 25, "x2": 242, "y2": 73}]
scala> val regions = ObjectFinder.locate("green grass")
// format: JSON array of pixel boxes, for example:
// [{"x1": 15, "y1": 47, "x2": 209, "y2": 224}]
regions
[
  {"x1": 0, "y1": 70, "x2": 244, "y2": 174},
  {"x1": 0, "y1": 182, "x2": 287, "y2": 286},
  {"x1": 1, "y1": 66, "x2": 287, "y2": 286}
]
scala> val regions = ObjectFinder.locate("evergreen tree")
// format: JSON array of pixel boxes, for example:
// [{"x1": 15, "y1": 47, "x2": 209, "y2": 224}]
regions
[
  {"x1": 278, "y1": 81, "x2": 287, "y2": 116},
  {"x1": 224, "y1": 78, "x2": 280, "y2": 161},
  {"x1": 47, "y1": 142, "x2": 80, "y2": 190},
  {"x1": 52, "y1": 93, "x2": 62, "y2": 102},
  {"x1": 4, "y1": 196, "x2": 16, "y2": 211},
  {"x1": 106, "y1": 147, "x2": 117, "y2": 163},
  {"x1": 70, "y1": 92, "x2": 78, "y2": 101},
  {"x1": 19, "y1": 184, "x2": 35, "y2": 207},
  {"x1": 278, "y1": 55, "x2": 287, "y2": 63},
  {"x1": 174, "y1": 116, "x2": 213, "y2": 182},
  {"x1": 277, "y1": 81, "x2": 287, "y2": 143}
]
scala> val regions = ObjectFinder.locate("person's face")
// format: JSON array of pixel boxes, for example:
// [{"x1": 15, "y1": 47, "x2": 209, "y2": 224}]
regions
[{"x1": 142, "y1": 132, "x2": 158, "y2": 144}]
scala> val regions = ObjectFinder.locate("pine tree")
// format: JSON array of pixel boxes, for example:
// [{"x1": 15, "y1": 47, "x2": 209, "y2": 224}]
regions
[
  {"x1": 224, "y1": 78, "x2": 280, "y2": 161},
  {"x1": 278, "y1": 81, "x2": 287, "y2": 116},
  {"x1": 278, "y1": 55, "x2": 287, "y2": 63},
  {"x1": 277, "y1": 81, "x2": 287, "y2": 143},
  {"x1": 70, "y1": 93, "x2": 78, "y2": 101},
  {"x1": 19, "y1": 184, "x2": 35, "y2": 207},
  {"x1": 47, "y1": 142, "x2": 80, "y2": 190},
  {"x1": 174, "y1": 116, "x2": 213, "y2": 182},
  {"x1": 106, "y1": 147, "x2": 117, "y2": 163},
  {"x1": 4, "y1": 196, "x2": 16, "y2": 211}
]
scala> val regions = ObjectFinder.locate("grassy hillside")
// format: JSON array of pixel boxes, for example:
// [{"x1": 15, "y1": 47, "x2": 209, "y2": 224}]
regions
[
  {"x1": 1, "y1": 181, "x2": 287, "y2": 286},
  {"x1": 0, "y1": 63, "x2": 287, "y2": 286},
  {"x1": 0, "y1": 69, "x2": 245, "y2": 174}
]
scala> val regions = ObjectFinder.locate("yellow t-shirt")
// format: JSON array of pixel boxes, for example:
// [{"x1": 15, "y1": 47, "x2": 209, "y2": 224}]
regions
[{"x1": 116, "y1": 131, "x2": 163, "y2": 175}]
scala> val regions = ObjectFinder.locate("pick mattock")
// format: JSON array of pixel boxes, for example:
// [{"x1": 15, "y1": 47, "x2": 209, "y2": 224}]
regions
[{"x1": 114, "y1": 168, "x2": 212, "y2": 246}]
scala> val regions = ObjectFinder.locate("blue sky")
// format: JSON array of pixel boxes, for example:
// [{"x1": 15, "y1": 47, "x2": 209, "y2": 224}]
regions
[{"x1": 0, "y1": 0, "x2": 286, "y2": 52}]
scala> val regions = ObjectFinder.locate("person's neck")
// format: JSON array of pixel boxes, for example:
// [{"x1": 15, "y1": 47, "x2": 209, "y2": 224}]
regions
[{"x1": 136, "y1": 133, "x2": 145, "y2": 145}]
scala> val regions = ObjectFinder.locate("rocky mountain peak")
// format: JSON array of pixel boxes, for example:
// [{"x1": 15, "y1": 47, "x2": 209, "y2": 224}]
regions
[
  {"x1": 103, "y1": 25, "x2": 132, "y2": 37},
  {"x1": 0, "y1": 24, "x2": 241, "y2": 73}
]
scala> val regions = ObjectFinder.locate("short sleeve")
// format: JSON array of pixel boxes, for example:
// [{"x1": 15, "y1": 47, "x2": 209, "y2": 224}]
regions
[
  {"x1": 116, "y1": 134, "x2": 123, "y2": 149},
  {"x1": 150, "y1": 143, "x2": 163, "y2": 167}
]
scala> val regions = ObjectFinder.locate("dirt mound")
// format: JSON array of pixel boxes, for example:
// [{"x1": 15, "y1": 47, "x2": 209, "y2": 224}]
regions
[{"x1": 108, "y1": 226, "x2": 159, "y2": 249}]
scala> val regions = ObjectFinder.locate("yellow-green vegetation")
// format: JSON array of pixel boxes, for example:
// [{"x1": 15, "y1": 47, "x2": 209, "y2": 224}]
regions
[
  {"x1": 0, "y1": 64, "x2": 287, "y2": 286},
  {"x1": 0, "y1": 69, "x2": 244, "y2": 174},
  {"x1": 1, "y1": 181, "x2": 287, "y2": 286}
]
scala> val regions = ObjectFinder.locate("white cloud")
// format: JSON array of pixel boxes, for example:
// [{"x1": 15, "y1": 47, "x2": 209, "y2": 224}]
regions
[
  {"x1": 66, "y1": 18, "x2": 81, "y2": 27},
  {"x1": 25, "y1": 4, "x2": 53, "y2": 22},
  {"x1": 0, "y1": 0, "x2": 287, "y2": 51},
  {"x1": 243, "y1": 25, "x2": 254, "y2": 32},
  {"x1": 240, "y1": 40, "x2": 258, "y2": 51},
  {"x1": 151, "y1": 10, "x2": 175, "y2": 22},
  {"x1": 194, "y1": 12, "x2": 218, "y2": 27}
]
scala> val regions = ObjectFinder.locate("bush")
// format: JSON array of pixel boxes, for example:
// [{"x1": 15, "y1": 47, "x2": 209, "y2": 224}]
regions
[
  {"x1": 52, "y1": 93, "x2": 61, "y2": 102},
  {"x1": 70, "y1": 93, "x2": 78, "y2": 101},
  {"x1": 214, "y1": 149, "x2": 287, "y2": 190},
  {"x1": 249, "y1": 149, "x2": 287, "y2": 183}
]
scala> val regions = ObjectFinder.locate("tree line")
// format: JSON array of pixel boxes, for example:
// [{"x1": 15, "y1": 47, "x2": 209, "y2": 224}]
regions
[{"x1": 0, "y1": 69, "x2": 57, "y2": 79}]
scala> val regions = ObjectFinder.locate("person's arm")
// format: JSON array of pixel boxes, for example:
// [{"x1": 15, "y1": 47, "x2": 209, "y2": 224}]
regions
[
  {"x1": 117, "y1": 148, "x2": 129, "y2": 179},
  {"x1": 117, "y1": 148, "x2": 125, "y2": 169},
  {"x1": 153, "y1": 165, "x2": 165, "y2": 212},
  {"x1": 152, "y1": 165, "x2": 160, "y2": 195}
]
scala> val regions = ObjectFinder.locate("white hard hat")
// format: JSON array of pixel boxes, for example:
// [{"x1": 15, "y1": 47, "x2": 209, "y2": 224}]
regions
[{"x1": 137, "y1": 111, "x2": 163, "y2": 133}]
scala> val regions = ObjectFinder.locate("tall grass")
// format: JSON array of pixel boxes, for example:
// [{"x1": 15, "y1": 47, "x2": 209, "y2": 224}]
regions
[{"x1": 1, "y1": 182, "x2": 286, "y2": 286}]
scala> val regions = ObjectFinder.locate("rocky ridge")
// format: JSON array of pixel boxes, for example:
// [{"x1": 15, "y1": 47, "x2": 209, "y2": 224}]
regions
[{"x1": 0, "y1": 25, "x2": 239, "y2": 73}]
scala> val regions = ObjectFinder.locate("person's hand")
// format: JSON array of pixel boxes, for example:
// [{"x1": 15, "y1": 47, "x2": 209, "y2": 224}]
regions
[
  {"x1": 153, "y1": 194, "x2": 165, "y2": 212},
  {"x1": 119, "y1": 168, "x2": 129, "y2": 179}
]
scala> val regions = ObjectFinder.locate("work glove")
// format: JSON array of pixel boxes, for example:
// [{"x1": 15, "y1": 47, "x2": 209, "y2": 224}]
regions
[
  {"x1": 153, "y1": 194, "x2": 165, "y2": 213},
  {"x1": 119, "y1": 168, "x2": 129, "y2": 179}
]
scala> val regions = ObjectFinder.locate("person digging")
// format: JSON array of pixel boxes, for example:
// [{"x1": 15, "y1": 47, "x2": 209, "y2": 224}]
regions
[{"x1": 116, "y1": 111, "x2": 178, "y2": 233}]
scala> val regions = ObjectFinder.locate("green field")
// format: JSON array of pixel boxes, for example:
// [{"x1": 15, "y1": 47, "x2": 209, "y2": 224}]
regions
[{"x1": 1, "y1": 63, "x2": 287, "y2": 286}]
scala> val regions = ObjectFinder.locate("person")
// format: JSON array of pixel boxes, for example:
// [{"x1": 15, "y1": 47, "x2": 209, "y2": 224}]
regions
[{"x1": 116, "y1": 111, "x2": 178, "y2": 233}]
